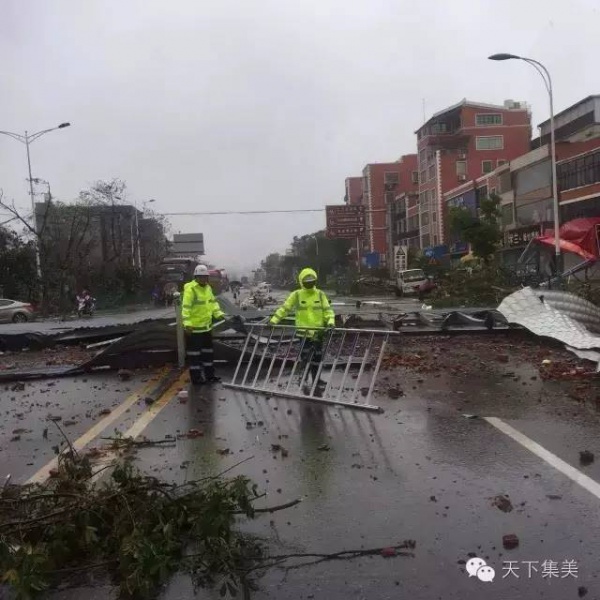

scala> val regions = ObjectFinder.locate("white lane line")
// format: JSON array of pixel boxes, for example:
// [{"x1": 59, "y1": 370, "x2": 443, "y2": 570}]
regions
[{"x1": 485, "y1": 416, "x2": 600, "y2": 500}]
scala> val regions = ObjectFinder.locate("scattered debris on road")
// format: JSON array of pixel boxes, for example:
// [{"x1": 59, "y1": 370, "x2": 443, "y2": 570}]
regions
[
  {"x1": 579, "y1": 450, "x2": 595, "y2": 466},
  {"x1": 491, "y1": 494, "x2": 513, "y2": 513},
  {"x1": 502, "y1": 534, "x2": 520, "y2": 550}
]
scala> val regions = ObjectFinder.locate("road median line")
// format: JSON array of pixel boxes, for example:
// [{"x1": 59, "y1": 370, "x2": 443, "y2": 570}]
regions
[
  {"x1": 26, "y1": 367, "x2": 175, "y2": 485},
  {"x1": 90, "y1": 370, "x2": 189, "y2": 481}
]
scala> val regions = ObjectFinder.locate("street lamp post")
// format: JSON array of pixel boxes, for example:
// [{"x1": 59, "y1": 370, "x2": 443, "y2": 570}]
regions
[
  {"x1": 488, "y1": 53, "x2": 561, "y2": 274},
  {"x1": 0, "y1": 123, "x2": 71, "y2": 280}
]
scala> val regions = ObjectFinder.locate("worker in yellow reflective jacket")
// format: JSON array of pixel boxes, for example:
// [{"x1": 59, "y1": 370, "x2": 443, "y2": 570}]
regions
[
  {"x1": 182, "y1": 264, "x2": 226, "y2": 385},
  {"x1": 269, "y1": 267, "x2": 335, "y2": 387}
]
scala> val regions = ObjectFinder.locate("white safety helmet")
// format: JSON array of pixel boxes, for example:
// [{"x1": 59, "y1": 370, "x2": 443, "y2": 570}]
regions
[{"x1": 194, "y1": 264, "x2": 209, "y2": 277}]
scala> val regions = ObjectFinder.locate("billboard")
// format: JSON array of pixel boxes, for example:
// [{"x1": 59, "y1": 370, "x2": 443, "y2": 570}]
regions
[
  {"x1": 171, "y1": 233, "x2": 204, "y2": 256},
  {"x1": 326, "y1": 205, "x2": 366, "y2": 239}
]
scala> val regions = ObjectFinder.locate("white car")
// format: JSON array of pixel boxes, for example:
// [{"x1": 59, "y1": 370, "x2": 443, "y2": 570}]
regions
[
  {"x1": 0, "y1": 298, "x2": 37, "y2": 323},
  {"x1": 395, "y1": 269, "x2": 428, "y2": 297}
]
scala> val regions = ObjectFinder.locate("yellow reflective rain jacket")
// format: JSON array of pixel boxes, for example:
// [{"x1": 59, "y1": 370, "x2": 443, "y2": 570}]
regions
[
  {"x1": 270, "y1": 268, "x2": 334, "y2": 336},
  {"x1": 181, "y1": 280, "x2": 225, "y2": 331}
]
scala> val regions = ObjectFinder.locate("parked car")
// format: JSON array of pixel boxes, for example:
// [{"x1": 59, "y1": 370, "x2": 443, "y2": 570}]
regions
[{"x1": 0, "y1": 299, "x2": 37, "y2": 323}]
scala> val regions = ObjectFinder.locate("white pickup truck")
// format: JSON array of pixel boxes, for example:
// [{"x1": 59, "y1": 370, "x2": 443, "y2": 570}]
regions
[{"x1": 395, "y1": 268, "x2": 428, "y2": 297}]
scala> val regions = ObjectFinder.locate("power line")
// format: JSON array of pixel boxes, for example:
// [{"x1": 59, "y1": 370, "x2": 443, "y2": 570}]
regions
[{"x1": 161, "y1": 208, "x2": 325, "y2": 216}]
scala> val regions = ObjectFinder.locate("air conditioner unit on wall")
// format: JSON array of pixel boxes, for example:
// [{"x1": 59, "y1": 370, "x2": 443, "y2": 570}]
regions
[
  {"x1": 458, "y1": 154, "x2": 467, "y2": 160},
  {"x1": 458, "y1": 174, "x2": 467, "y2": 181}
]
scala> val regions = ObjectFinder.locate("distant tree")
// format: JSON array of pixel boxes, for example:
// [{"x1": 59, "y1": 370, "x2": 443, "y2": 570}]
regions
[
  {"x1": 0, "y1": 222, "x2": 36, "y2": 300},
  {"x1": 448, "y1": 194, "x2": 502, "y2": 263},
  {"x1": 0, "y1": 180, "x2": 169, "y2": 312}
]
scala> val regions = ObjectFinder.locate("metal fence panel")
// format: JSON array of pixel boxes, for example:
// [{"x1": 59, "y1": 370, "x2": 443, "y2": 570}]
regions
[{"x1": 223, "y1": 325, "x2": 392, "y2": 412}]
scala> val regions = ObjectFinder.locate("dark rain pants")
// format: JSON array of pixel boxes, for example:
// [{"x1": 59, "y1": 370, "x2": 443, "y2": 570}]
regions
[{"x1": 187, "y1": 331, "x2": 215, "y2": 383}]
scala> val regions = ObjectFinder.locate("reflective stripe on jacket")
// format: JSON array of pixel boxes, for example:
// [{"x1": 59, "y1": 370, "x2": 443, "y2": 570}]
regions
[{"x1": 181, "y1": 280, "x2": 225, "y2": 331}]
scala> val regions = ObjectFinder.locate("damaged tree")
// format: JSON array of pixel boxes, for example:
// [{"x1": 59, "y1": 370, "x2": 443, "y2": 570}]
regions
[
  {"x1": 0, "y1": 452, "x2": 264, "y2": 599},
  {"x1": 0, "y1": 449, "x2": 415, "y2": 599}
]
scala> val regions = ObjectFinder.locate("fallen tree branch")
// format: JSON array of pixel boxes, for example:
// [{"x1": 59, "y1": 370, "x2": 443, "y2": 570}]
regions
[
  {"x1": 100, "y1": 436, "x2": 176, "y2": 448},
  {"x1": 249, "y1": 498, "x2": 302, "y2": 514}
]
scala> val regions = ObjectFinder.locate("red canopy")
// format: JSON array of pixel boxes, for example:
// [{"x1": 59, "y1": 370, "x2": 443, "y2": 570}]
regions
[{"x1": 536, "y1": 217, "x2": 600, "y2": 261}]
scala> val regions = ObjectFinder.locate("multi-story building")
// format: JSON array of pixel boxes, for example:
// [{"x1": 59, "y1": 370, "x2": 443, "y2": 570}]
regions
[
  {"x1": 388, "y1": 190, "x2": 420, "y2": 274},
  {"x1": 344, "y1": 177, "x2": 363, "y2": 206},
  {"x1": 360, "y1": 155, "x2": 418, "y2": 267},
  {"x1": 415, "y1": 99, "x2": 532, "y2": 251},
  {"x1": 443, "y1": 95, "x2": 600, "y2": 271}
]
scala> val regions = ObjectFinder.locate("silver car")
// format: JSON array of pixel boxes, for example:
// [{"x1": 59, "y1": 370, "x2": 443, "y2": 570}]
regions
[{"x1": 0, "y1": 299, "x2": 37, "y2": 323}]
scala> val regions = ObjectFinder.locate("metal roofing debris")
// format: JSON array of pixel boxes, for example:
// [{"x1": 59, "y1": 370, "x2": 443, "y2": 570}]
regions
[{"x1": 498, "y1": 287, "x2": 600, "y2": 351}]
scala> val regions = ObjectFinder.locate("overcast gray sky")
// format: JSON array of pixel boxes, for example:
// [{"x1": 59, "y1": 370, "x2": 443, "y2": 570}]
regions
[{"x1": 1, "y1": 0, "x2": 599, "y2": 277}]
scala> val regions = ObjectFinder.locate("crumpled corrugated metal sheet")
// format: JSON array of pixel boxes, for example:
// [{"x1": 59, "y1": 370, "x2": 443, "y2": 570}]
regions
[{"x1": 498, "y1": 287, "x2": 600, "y2": 350}]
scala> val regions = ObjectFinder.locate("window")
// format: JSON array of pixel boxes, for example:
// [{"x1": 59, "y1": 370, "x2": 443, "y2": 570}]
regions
[
  {"x1": 411, "y1": 171, "x2": 419, "y2": 184},
  {"x1": 428, "y1": 165, "x2": 436, "y2": 180},
  {"x1": 384, "y1": 172, "x2": 399, "y2": 184},
  {"x1": 420, "y1": 170, "x2": 427, "y2": 184},
  {"x1": 497, "y1": 159, "x2": 507, "y2": 166},
  {"x1": 433, "y1": 235, "x2": 438, "y2": 245},
  {"x1": 557, "y1": 151, "x2": 600, "y2": 191},
  {"x1": 421, "y1": 212, "x2": 429, "y2": 226},
  {"x1": 476, "y1": 135, "x2": 504, "y2": 150},
  {"x1": 502, "y1": 204, "x2": 514, "y2": 227},
  {"x1": 385, "y1": 191, "x2": 395, "y2": 204},
  {"x1": 476, "y1": 113, "x2": 503, "y2": 126},
  {"x1": 419, "y1": 148, "x2": 427, "y2": 167},
  {"x1": 482, "y1": 160, "x2": 493, "y2": 174},
  {"x1": 456, "y1": 161, "x2": 467, "y2": 176},
  {"x1": 432, "y1": 212, "x2": 437, "y2": 223},
  {"x1": 421, "y1": 234, "x2": 431, "y2": 248},
  {"x1": 498, "y1": 170, "x2": 512, "y2": 194},
  {"x1": 432, "y1": 123, "x2": 447, "y2": 134}
]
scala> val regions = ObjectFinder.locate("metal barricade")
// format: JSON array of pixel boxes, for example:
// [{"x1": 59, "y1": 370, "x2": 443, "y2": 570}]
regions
[{"x1": 223, "y1": 324, "x2": 394, "y2": 412}]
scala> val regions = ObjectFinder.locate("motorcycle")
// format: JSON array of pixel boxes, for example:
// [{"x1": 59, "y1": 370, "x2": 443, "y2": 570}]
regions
[{"x1": 76, "y1": 295, "x2": 96, "y2": 318}]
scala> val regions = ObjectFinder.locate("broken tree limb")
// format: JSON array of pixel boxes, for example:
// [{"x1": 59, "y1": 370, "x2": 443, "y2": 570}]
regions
[{"x1": 250, "y1": 498, "x2": 303, "y2": 514}]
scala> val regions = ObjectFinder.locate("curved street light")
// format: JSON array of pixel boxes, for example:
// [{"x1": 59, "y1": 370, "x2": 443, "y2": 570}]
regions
[
  {"x1": 0, "y1": 122, "x2": 71, "y2": 279},
  {"x1": 488, "y1": 53, "x2": 560, "y2": 273}
]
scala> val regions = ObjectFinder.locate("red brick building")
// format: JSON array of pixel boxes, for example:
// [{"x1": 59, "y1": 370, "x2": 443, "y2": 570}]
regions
[
  {"x1": 415, "y1": 99, "x2": 532, "y2": 250},
  {"x1": 344, "y1": 177, "x2": 363, "y2": 206},
  {"x1": 361, "y1": 155, "x2": 418, "y2": 266}
]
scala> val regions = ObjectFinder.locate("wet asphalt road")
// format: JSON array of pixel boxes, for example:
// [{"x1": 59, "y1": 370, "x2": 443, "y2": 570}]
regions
[{"x1": 3, "y1": 334, "x2": 597, "y2": 600}]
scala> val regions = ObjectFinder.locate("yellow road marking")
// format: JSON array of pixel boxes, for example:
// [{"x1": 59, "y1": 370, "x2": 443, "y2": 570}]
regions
[
  {"x1": 122, "y1": 370, "x2": 188, "y2": 439},
  {"x1": 90, "y1": 370, "x2": 189, "y2": 481},
  {"x1": 26, "y1": 368, "x2": 172, "y2": 485}
]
